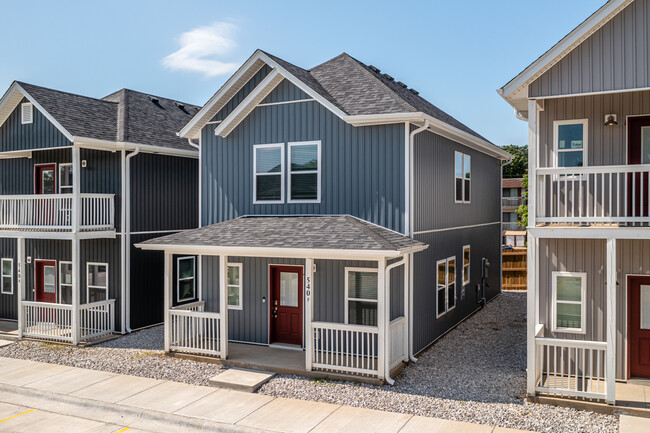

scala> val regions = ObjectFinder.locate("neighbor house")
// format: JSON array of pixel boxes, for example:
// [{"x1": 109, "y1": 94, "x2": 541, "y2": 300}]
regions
[
  {"x1": 502, "y1": 177, "x2": 526, "y2": 246},
  {"x1": 138, "y1": 50, "x2": 510, "y2": 383},
  {"x1": 499, "y1": 0, "x2": 650, "y2": 404},
  {"x1": 0, "y1": 82, "x2": 198, "y2": 344}
]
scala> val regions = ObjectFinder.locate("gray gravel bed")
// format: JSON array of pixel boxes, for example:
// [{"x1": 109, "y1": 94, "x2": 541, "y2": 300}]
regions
[
  {"x1": 0, "y1": 325, "x2": 222, "y2": 386},
  {"x1": 259, "y1": 292, "x2": 619, "y2": 433}
]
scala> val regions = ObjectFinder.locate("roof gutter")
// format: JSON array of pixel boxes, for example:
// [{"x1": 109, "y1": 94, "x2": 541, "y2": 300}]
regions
[
  {"x1": 72, "y1": 136, "x2": 198, "y2": 158},
  {"x1": 187, "y1": 138, "x2": 199, "y2": 149}
]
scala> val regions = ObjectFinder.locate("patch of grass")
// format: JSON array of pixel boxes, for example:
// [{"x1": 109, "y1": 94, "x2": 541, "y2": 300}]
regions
[
  {"x1": 130, "y1": 350, "x2": 164, "y2": 361},
  {"x1": 38, "y1": 342, "x2": 69, "y2": 351}
]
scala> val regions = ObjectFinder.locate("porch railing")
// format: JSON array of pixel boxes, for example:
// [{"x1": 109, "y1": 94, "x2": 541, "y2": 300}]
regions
[
  {"x1": 172, "y1": 300, "x2": 205, "y2": 312},
  {"x1": 22, "y1": 301, "x2": 74, "y2": 343},
  {"x1": 536, "y1": 164, "x2": 650, "y2": 226},
  {"x1": 169, "y1": 309, "x2": 222, "y2": 356},
  {"x1": 389, "y1": 316, "x2": 406, "y2": 371},
  {"x1": 0, "y1": 194, "x2": 114, "y2": 231},
  {"x1": 79, "y1": 300, "x2": 115, "y2": 341},
  {"x1": 535, "y1": 337, "x2": 608, "y2": 400},
  {"x1": 311, "y1": 321, "x2": 379, "y2": 376}
]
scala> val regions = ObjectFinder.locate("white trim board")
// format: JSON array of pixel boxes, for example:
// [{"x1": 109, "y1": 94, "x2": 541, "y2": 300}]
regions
[{"x1": 413, "y1": 221, "x2": 501, "y2": 236}]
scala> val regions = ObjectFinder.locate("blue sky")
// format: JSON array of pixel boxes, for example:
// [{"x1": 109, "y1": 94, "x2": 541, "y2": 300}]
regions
[{"x1": 0, "y1": 0, "x2": 606, "y2": 146}]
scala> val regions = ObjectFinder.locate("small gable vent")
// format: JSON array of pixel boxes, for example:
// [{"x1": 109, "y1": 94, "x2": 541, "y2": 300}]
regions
[
  {"x1": 396, "y1": 81, "x2": 407, "y2": 88},
  {"x1": 21, "y1": 102, "x2": 33, "y2": 124},
  {"x1": 382, "y1": 73, "x2": 394, "y2": 81},
  {"x1": 408, "y1": 88, "x2": 419, "y2": 95},
  {"x1": 368, "y1": 65, "x2": 380, "y2": 74}
]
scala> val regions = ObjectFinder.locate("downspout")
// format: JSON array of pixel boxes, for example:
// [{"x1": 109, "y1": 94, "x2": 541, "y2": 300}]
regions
[
  {"x1": 384, "y1": 256, "x2": 406, "y2": 385},
  {"x1": 120, "y1": 149, "x2": 126, "y2": 333},
  {"x1": 124, "y1": 146, "x2": 141, "y2": 333},
  {"x1": 187, "y1": 138, "x2": 199, "y2": 149}
]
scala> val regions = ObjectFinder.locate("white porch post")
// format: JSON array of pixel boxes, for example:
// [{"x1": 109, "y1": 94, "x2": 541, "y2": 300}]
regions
[
  {"x1": 402, "y1": 255, "x2": 409, "y2": 362},
  {"x1": 219, "y1": 254, "x2": 228, "y2": 359},
  {"x1": 377, "y1": 257, "x2": 386, "y2": 381},
  {"x1": 16, "y1": 237, "x2": 25, "y2": 338},
  {"x1": 527, "y1": 99, "x2": 538, "y2": 229},
  {"x1": 305, "y1": 258, "x2": 314, "y2": 371},
  {"x1": 526, "y1": 232, "x2": 537, "y2": 396},
  {"x1": 163, "y1": 251, "x2": 172, "y2": 352},
  {"x1": 71, "y1": 238, "x2": 80, "y2": 344},
  {"x1": 606, "y1": 238, "x2": 617, "y2": 404}
]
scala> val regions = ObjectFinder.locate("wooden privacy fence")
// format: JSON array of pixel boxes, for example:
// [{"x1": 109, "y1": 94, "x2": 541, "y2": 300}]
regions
[{"x1": 502, "y1": 248, "x2": 527, "y2": 291}]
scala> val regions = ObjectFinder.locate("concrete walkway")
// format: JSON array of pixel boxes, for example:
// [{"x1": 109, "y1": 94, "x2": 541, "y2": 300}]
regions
[{"x1": 0, "y1": 356, "x2": 531, "y2": 433}]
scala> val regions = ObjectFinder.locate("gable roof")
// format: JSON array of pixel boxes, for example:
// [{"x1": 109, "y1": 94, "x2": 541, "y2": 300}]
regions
[
  {"x1": 502, "y1": 178, "x2": 524, "y2": 189},
  {"x1": 0, "y1": 81, "x2": 200, "y2": 153},
  {"x1": 497, "y1": 0, "x2": 633, "y2": 114},
  {"x1": 181, "y1": 50, "x2": 510, "y2": 160}
]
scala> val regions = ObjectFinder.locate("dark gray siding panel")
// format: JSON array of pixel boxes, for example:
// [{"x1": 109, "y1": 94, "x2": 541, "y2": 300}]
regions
[
  {"x1": 211, "y1": 65, "x2": 272, "y2": 122},
  {"x1": 80, "y1": 238, "x2": 122, "y2": 330},
  {"x1": 80, "y1": 149, "x2": 122, "y2": 231},
  {"x1": 201, "y1": 98, "x2": 405, "y2": 233},
  {"x1": 0, "y1": 98, "x2": 72, "y2": 152},
  {"x1": 261, "y1": 79, "x2": 310, "y2": 104},
  {"x1": 0, "y1": 149, "x2": 70, "y2": 195},
  {"x1": 0, "y1": 238, "x2": 17, "y2": 320},
  {"x1": 412, "y1": 223, "x2": 501, "y2": 354},
  {"x1": 413, "y1": 128, "x2": 501, "y2": 231},
  {"x1": 130, "y1": 233, "x2": 165, "y2": 329},
  {"x1": 130, "y1": 153, "x2": 198, "y2": 232},
  {"x1": 530, "y1": 0, "x2": 650, "y2": 97}
]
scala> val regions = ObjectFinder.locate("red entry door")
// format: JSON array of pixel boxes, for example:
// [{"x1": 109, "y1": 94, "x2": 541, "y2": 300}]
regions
[
  {"x1": 627, "y1": 117, "x2": 650, "y2": 218},
  {"x1": 628, "y1": 276, "x2": 650, "y2": 378},
  {"x1": 269, "y1": 266, "x2": 303, "y2": 346},
  {"x1": 35, "y1": 260, "x2": 57, "y2": 303},
  {"x1": 35, "y1": 164, "x2": 56, "y2": 195}
]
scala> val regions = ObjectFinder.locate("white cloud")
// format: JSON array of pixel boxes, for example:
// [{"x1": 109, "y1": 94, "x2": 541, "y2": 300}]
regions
[{"x1": 162, "y1": 22, "x2": 240, "y2": 77}]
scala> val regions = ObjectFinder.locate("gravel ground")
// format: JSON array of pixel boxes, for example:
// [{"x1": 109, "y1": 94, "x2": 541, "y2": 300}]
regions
[
  {"x1": 0, "y1": 326, "x2": 222, "y2": 385},
  {"x1": 258, "y1": 292, "x2": 619, "y2": 433}
]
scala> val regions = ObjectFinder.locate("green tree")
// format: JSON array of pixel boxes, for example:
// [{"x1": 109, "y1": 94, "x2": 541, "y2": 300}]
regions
[
  {"x1": 516, "y1": 174, "x2": 528, "y2": 229},
  {"x1": 502, "y1": 144, "x2": 528, "y2": 179}
]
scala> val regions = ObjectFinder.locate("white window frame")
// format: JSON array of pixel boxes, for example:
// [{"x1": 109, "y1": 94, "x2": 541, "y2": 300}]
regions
[
  {"x1": 227, "y1": 262, "x2": 243, "y2": 310},
  {"x1": 59, "y1": 261, "x2": 72, "y2": 304},
  {"x1": 176, "y1": 256, "x2": 196, "y2": 303},
  {"x1": 288, "y1": 141, "x2": 321, "y2": 204},
  {"x1": 551, "y1": 271, "x2": 587, "y2": 334},
  {"x1": 21, "y1": 102, "x2": 33, "y2": 124},
  {"x1": 1, "y1": 258, "x2": 13, "y2": 295},
  {"x1": 454, "y1": 151, "x2": 471, "y2": 204},
  {"x1": 253, "y1": 143, "x2": 285, "y2": 204},
  {"x1": 436, "y1": 256, "x2": 456, "y2": 318},
  {"x1": 86, "y1": 262, "x2": 109, "y2": 303},
  {"x1": 462, "y1": 245, "x2": 470, "y2": 286},
  {"x1": 59, "y1": 163, "x2": 73, "y2": 194},
  {"x1": 553, "y1": 119, "x2": 588, "y2": 168},
  {"x1": 344, "y1": 267, "x2": 379, "y2": 326}
]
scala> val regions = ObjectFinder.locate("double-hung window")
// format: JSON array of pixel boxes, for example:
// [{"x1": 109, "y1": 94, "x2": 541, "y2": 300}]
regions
[
  {"x1": 346, "y1": 268, "x2": 378, "y2": 327},
  {"x1": 1, "y1": 259, "x2": 12, "y2": 295},
  {"x1": 227, "y1": 263, "x2": 242, "y2": 310},
  {"x1": 436, "y1": 257, "x2": 456, "y2": 317},
  {"x1": 552, "y1": 271, "x2": 586, "y2": 333},
  {"x1": 289, "y1": 141, "x2": 320, "y2": 202},
  {"x1": 59, "y1": 164, "x2": 73, "y2": 194},
  {"x1": 254, "y1": 144, "x2": 284, "y2": 203},
  {"x1": 554, "y1": 120, "x2": 587, "y2": 168},
  {"x1": 455, "y1": 152, "x2": 471, "y2": 203},
  {"x1": 87, "y1": 262, "x2": 108, "y2": 303},
  {"x1": 462, "y1": 246, "x2": 470, "y2": 286},
  {"x1": 59, "y1": 262, "x2": 72, "y2": 304},
  {"x1": 177, "y1": 257, "x2": 196, "y2": 302}
]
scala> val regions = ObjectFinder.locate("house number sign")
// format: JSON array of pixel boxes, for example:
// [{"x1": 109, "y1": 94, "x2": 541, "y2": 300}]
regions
[{"x1": 305, "y1": 275, "x2": 311, "y2": 302}]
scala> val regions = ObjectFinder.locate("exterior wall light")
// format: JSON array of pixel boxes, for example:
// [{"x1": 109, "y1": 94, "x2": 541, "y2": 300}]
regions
[{"x1": 604, "y1": 114, "x2": 618, "y2": 126}]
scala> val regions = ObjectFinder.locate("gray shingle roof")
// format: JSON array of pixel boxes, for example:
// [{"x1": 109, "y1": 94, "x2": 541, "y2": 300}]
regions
[
  {"x1": 139, "y1": 215, "x2": 426, "y2": 252},
  {"x1": 16, "y1": 82, "x2": 200, "y2": 151}
]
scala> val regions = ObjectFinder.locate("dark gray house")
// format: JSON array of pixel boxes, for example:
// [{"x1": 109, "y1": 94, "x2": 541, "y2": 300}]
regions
[
  {"x1": 138, "y1": 50, "x2": 511, "y2": 382},
  {"x1": 0, "y1": 82, "x2": 198, "y2": 343}
]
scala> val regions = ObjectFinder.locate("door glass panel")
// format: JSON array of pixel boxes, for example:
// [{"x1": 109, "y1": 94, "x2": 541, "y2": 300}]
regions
[
  {"x1": 44, "y1": 265, "x2": 55, "y2": 293},
  {"x1": 642, "y1": 127, "x2": 650, "y2": 164},
  {"x1": 42, "y1": 170, "x2": 55, "y2": 194},
  {"x1": 641, "y1": 285, "x2": 650, "y2": 330},
  {"x1": 280, "y1": 272, "x2": 298, "y2": 307}
]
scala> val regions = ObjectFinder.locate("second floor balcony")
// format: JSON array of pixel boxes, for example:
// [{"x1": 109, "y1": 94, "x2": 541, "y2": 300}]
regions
[
  {"x1": 502, "y1": 197, "x2": 524, "y2": 208},
  {"x1": 0, "y1": 194, "x2": 115, "y2": 233},
  {"x1": 535, "y1": 164, "x2": 650, "y2": 227}
]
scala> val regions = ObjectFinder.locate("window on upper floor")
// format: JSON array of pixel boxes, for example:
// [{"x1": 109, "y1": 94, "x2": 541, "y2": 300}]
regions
[
  {"x1": 254, "y1": 144, "x2": 284, "y2": 203},
  {"x1": 554, "y1": 120, "x2": 587, "y2": 168},
  {"x1": 21, "y1": 103, "x2": 33, "y2": 124},
  {"x1": 455, "y1": 152, "x2": 471, "y2": 203},
  {"x1": 552, "y1": 271, "x2": 586, "y2": 334},
  {"x1": 59, "y1": 164, "x2": 73, "y2": 194},
  {"x1": 289, "y1": 141, "x2": 320, "y2": 203}
]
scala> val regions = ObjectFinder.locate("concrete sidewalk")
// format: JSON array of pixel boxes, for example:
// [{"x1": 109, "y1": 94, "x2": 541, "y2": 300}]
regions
[{"x1": 0, "y1": 356, "x2": 528, "y2": 433}]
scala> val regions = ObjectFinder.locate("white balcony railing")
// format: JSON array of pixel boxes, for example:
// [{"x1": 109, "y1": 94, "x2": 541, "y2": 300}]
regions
[
  {"x1": 389, "y1": 316, "x2": 406, "y2": 371},
  {"x1": 79, "y1": 299, "x2": 115, "y2": 341},
  {"x1": 536, "y1": 164, "x2": 650, "y2": 226},
  {"x1": 311, "y1": 321, "x2": 379, "y2": 376},
  {"x1": 0, "y1": 194, "x2": 114, "y2": 232},
  {"x1": 169, "y1": 309, "x2": 222, "y2": 356}
]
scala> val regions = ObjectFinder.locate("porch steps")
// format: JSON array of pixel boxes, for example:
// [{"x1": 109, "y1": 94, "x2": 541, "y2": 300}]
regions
[{"x1": 208, "y1": 368, "x2": 275, "y2": 393}]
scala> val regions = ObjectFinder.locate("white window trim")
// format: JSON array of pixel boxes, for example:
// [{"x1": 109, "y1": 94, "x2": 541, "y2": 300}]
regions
[
  {"x1": 1, "y1": 258, "x2": 13, "y2": 295},
  {"x1": 253, "y1": 143, "x2": 285, "y2": 204},
  {"x1": 59, "y1": 261, "x2": 72, "y2": 304},
  {"x1": 462, "y1": 245, "x2": 470, "y2": 286},
  {"x1": 436, "y1": 256, "x2": 456, "y2": 318},
  {"x1": 551, "y1": 271, "x2": 587, "y2": 334},
  {"x1": 344, "y1": 267, "x2": 379, "y2": 326},
  {"x1": 86, "y1": 262, "x2": 109, "y2": 303},
  {"x1": 21, "y1": 102, "x2": 33, "y2": 124},
  {"x1": 227, "y1": 262, "x2": 243, "y2": 310},
  {"x1": 553, "y1": 119, "x2": 588, "y2": 168},
  {"x1": 59, "y1": 163, "x2": 73, "y2": 194},
  {"x1": 176, "y1": 256, "x2": 196, "y2": 303},
  {"x1": 454, "y1": 151, "x2": 471, "y2": 204},
  {"x1": 288, "y1": 141, "x2": 321, "y2": 204}
]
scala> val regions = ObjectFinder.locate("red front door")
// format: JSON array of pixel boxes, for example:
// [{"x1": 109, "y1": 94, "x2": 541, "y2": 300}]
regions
[
  {"x1": 628, "y1": 276, "x2": 650, "y2": 378},
  {"x1": 627, "y1": 117, "x2": 650, "y2": 218},
  {"x1": 269, "y1": 266, "x2": 303, "y2": 346},
  {"x1": 35, "y1": 164, "x2": 56, "y2": 195},
  {"x1": 35, "y1": 260, "x2": 57, "y2": 304}
]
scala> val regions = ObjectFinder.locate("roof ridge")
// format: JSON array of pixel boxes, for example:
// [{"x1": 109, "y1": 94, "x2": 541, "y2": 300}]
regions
[
  {"x1": 17, "y1": 81, "x2": 117, "y2": 105},
  {"x1": 307, "y1": 52, "x2": 349, "y2": 71},
  {"x1": 345, "y1": 216, "x2": 395, "y2": 250},
  {"x1": 107, "y1": 88, "x2": 201, "y2": 109}
]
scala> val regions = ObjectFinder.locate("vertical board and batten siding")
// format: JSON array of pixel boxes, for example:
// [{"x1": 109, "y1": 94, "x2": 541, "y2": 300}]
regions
[
  {"x1": 0, "y1": 148, "x2": 70, "y2": 195},
  {"x1": 210, "y1": 65, "x2": 272, "y2": 122},
  {"x1": 201, "y1": 80, "x2": 406, "y2": 233},
  {"x1": 412, "y1": 224, "x2": 502, "y2": 353},
  {"x1": 0, "y1": 97, "x2": 71, "y2": 152},
  {"x1": 130, "y1": 153, "x2": 198, "y2": 233},
  {"x1": 0, "y1": 239, "x2": 17, "y2": 320},
  {"x1": 529, "y1": 0, "x2": 650, "y2": 98},
  {"x1": 80, "y1": 149, "x2": 122, "y2": 230},
  {"x1": 538, "y1": 90, "x2": 650, "y2": 167},
  {"x1": 130, "y1": 233, "x2": 166, "y2": 329},
  {"x1": 260, "y1": 79, "x2": 310, "y2": 104}
]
